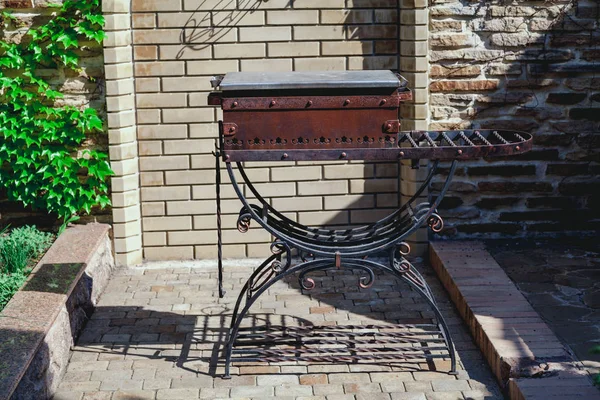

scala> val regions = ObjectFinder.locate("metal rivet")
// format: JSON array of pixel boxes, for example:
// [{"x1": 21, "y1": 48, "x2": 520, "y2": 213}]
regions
[
  {"x1": 344, "y1": 99, "x2": 350, "y2": 106},
  {"x1": 457, "y1": 149, "x2": 463, "y2": 155},
  {"x1": 399, "y1": 151, "x2": 405, "y2": 157},
  {"x1": 381, "y1": 99, "x2": 387, "y2": 105},
  {"x1": 307, "y1": 100, "x2": 313, "y2": 107},
  {"x1": 385, "y1": 123, "x2": 393, "y2": 131},
  {"x1": 232, "y1": 101, "x2": 238, "y2": 108},
  {"x1": 515, "y1": 146, "x2": 520, "y2": 151},
  {"x1": 224, "y1": 155, "x2": 230, "y2": 161},
  {"x1": 229, "y1": 126, "x2": 236, "y2": 133},
  {"x1": 341, "y1": 152, "x2": 347, "y2": 158},
  {"x1": 282, "y1": 153, "x2": 288, "y2": 159},
  {"x1": 270, "y1": 100, "x2": 276, "y2": 107}
]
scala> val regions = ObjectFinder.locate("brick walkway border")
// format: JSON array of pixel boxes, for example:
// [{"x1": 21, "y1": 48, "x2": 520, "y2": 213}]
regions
[{"x1": 430, "y1": 241, "x2": 600, "y2": 399}]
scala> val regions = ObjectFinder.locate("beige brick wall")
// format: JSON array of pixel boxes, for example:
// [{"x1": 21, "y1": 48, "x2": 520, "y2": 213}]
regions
[{"x1": 131, "y1": 0, "x2": 405, "y2": 260}]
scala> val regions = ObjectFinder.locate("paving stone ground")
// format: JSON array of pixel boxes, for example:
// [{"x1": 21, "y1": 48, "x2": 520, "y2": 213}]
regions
[
  {"x1": 487, "y1": 238, "x2": 600, "y2": 386},
  {"x1": 53, "y1": 258, "x2": 502, "y2": 400}
]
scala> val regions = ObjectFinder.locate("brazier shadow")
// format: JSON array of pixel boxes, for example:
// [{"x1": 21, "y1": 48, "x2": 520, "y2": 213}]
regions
[
  {"x1": 73, "y1": 305, "x2": 317, "y2": 378},
  {"x1": 280, "y1": 260, "x2": 459, "y2": 368},
  {"x1": 176, "y1": 0, "x2": 269, "y2": 59}
]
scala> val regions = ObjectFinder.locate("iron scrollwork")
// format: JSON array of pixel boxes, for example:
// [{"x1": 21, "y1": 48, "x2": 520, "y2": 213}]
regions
[
  {"x1": 298, "y1": 260, "x2": 376, "y2": 291},
  {"x1": 389, "y1": 244, "x2": 428, "y2": 293},
  {"x1": 412, "y1": 203, "x2": 444, "y2": 233},
  {"x1": 237, "y1": 207, "x2": 252, "y2": 233},
  {"x1": 269, "y1": 240, "x2": 291, "y2": 273},
  {"x1": 357, "y1": 265, "x2": 375, "y2": 289},
  {"x1": 300, "y1": 276, "x2": 316, "y2": 290},
  {"x1": 427, "y1": 212, "x2": 444, "y2": 233},
  {"x1": 389, "y1": 241, "x2": 411, "y2": 273},
  {"x1": 248, "y1": 240, "x2": 291, "y2": 297}
]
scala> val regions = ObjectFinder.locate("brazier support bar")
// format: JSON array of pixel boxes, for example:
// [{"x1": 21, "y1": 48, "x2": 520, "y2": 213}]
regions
[{"x1": 224, "y1": 161, "x2": 457, "y2": 259}]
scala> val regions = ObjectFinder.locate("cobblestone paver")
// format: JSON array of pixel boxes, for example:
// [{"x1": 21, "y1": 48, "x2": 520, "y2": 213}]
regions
[{"x1": 53, "y1": 259, "x2": 502, "y2": 400}]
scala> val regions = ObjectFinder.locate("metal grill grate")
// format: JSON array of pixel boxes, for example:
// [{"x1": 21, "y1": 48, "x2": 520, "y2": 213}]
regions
[
  {"x1": 220, "y1": 129, "x2": 533, "y2": 162},
  {"x1": 402, "y1": 130, "x2": 524, "y2": 148}
]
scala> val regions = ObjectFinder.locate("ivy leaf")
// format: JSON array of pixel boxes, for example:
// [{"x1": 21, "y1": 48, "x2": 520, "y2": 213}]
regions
[
  {"x1": 56, "y1": 32, "x2": 78, "y2": 49},
  {"x1": 85, "y1": 14, "x2": 104, "y2": 26},
  {"x1": 58, "y1": 52, "x2": 79, "y2": 68},
  {"x1": 96, "y1": 194, "x2": 111, "y2": 208},
  {"x1": 88, "y1": 115, "x2": 103, "y2": 132}
]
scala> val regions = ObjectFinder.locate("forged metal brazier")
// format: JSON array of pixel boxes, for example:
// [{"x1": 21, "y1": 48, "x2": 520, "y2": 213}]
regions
[{"x1": 208, "y1": 70, "x2": 532, "y2": 379}]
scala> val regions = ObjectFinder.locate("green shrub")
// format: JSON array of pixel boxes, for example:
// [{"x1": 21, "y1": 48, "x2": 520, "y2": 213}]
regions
[
  {"x1": 0, "y1": 225, "x2": 54, "y2": 310},
  {"x1": 0, "y1": 272, "x2": 28, "y2": 310},
  {"x1": 0, "y1": 226, "x2": 54, "y2": 274}
]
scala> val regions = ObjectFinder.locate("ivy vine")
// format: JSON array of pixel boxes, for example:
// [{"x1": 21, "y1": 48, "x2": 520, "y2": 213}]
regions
[{"x1": 0, "y1": 0, "x2": 112, "y2": 231}]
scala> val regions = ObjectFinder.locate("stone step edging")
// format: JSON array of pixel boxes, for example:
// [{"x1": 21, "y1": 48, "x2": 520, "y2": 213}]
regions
[
  {"x1": 430, "y1": 241, "x2": 600, "y2": 400},
  {"x1": 0, "y1": 224, "x2": 114, "y2": 400}
]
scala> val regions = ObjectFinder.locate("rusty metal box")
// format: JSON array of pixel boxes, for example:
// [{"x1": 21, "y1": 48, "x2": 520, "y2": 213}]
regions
[{"x1": 208, "y1": 70, "x2": 411, "y2": 162}]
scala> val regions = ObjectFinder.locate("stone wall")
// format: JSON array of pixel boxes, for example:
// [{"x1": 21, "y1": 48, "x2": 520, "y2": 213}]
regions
[
  {"x1": 429, "y1": 0, "x2": 600, "y2": 238},
  {"x1": 130, "y1": 0, "x2": 412, "y2": 260},
  {"x1": 0, "y1": 1, "x2": 109, "y2": 229}
]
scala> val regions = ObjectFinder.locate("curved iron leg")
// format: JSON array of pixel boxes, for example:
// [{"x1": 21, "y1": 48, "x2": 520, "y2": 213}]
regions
[
  {"x1": 387, "y1": 264, "x2": 457, "y2": 374},
  {"x1": 227, "y1": 254, "x2": 280, "y2": 339},
  {"x1": 223, "y1": 259, "x2": 330, "y2": 378}
]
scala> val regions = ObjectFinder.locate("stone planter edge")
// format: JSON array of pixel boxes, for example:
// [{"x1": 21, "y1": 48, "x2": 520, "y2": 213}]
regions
[{"x1": 0, "y1": 223, "x2": 115, "y2": 400}]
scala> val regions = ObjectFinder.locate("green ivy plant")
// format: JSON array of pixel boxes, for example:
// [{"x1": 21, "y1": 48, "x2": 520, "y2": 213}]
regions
[{"x1": 0, "y1": 0, "x2": 112, "y2": 232}]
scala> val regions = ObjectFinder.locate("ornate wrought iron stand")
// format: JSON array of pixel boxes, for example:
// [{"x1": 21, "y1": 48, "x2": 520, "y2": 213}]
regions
[
  {"x1": 214, "y1": 127, "x2": 532, "y2": 379},
  {"x1": 209, "y1": 68, "x2": 533, "y2": 379},
  {"x1": 215, "y1": 155, "x2": 457, "y2": 378}
]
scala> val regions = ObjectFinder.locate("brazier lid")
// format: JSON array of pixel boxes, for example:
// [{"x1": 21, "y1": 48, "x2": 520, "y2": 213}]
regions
[{"x1": 218, "y1": 70, "x2": 405, "y2": 91}]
